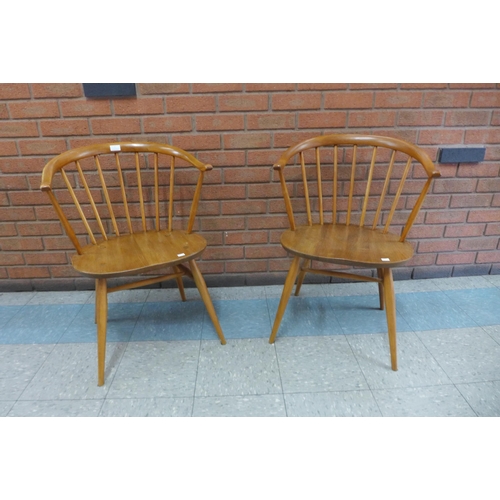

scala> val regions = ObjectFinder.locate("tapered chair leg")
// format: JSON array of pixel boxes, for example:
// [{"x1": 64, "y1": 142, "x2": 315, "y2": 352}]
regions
[
  {"x1": 269, "y1": 256, "x2": 301, "y2": 344},
  {"x1": 189, "y1": 260, "x2": 226, "y2": 344},
  {"x1": 377, "y1": 268, "x2": 385, "y2": 310},
  {"x1": 294, "y1": 259, "x2": 310, "y2": 296},
  {"x1": 174, "y1": 266, "x2": 187, "y2": 302},
  {"x1": 95, "y1": 278, "x2": 108, "y2": 386},
  {"x1": 382, "y1": 268, "x2": 397, "y2": 371}
]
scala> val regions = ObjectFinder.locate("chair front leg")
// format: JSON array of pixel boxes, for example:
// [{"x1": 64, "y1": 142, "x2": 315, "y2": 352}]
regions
[
  {"x1": 269, "y1": 256, "x2": 301, "y2": 344},
  {"x1": 189, "y1": 259, "x2": 226, "y2": 345},
  {"x1": 382, "y1": 268, "x2": 397, "y2": 371},
  {"x1": 95, "y1": 278, "x2": 108, "y2": 386}
]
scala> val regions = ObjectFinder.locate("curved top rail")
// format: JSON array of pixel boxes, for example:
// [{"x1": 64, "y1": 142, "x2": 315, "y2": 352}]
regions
[
  {"x1": 273, "y1": 134, "x2": 440, "y2": 178},
  {"x1": 41, "y1": 141, "x2": 211, "y2": 191}
]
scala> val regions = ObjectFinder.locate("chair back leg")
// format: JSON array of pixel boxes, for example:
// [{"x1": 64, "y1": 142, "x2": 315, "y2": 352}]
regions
[
  {"x1": 382, "y1": 268, "x2": 397, "y2": 371},
  {"x1": 95, "y1": 278, "x2": 108, "y2": 386}
]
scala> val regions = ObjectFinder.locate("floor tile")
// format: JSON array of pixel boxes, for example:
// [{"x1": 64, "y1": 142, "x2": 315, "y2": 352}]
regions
[
  {"x1": 443, "y1": 288, "x2": 500, "y2": 326},
  {"x1": 0, "y1": 304, "x2": 83, "y2": 344},
  {"x1": 396, "y1": 292, "x2": 479, "y2": 331},
  {"x1": 482, "y1": 274, "x2": 500, "y2": 287},
  {"x1": 59, "y1": 303, "x2": 144, "y2": 343},
  {"x1": 347, "y1": 332, "x2": 452, "y2": 390},
  {"x1": 372, "y1": 385, "x2": 476, "y2": 417},
  {"x1": 321, "y1": 282, "x2": 379, "y2": 297},
  {"x1": 193, "y1": 394, "x2": 286, "y2": 417},
  {"x1": 99, "y1": 397, "x2": 193, "y2": 417},
  {"x1": 267, "y1": 297, "x2": 343, "y2": 338},
  {"x1": 0, "y1": 292, "x2": 35, "y2": 306},
  {"x1": 394, "y1": 279, "x2": 441, "y2": 293},
  {"x1": 284, "y1": 390, "x2": 381, "y2": 417},
  {"x1": 28, "y1": 291, "x2": 92, "y2": 305},
  {"x1": 195, "y1": 339, "x2": 282, "y2": 397},
  {"x1": 202, "y1": 299, "x2": 272, "y2": 340},
  {"x1": 0, "y1": 305, "x2": 23, "y2": 328},
  {"x1": 107, "y1": 341, "x2": 200, "y2": 398},
  {"x1": 430, "y1": 276, "x2": 495, "y2": 290},
  {"x1": 7, "y1": 399, "x2": 103, "y2": 417},
  {"x1": 456, "y1": 380, "x2": 500, "y2": 417},
  {"x1": 0, "y1": 401, "x2": 14, "y2": 416},
  {"x1": 416, "y1": 327, "x2": 500, "y2": 384},
  {"x1": 86, "y1": 289, "x2": 151, "y2": 304},
  {"x1": 209, "y1": 286, "x2": 266, "y2": 300},
  {"x1": 0, "y1": 344, "x2": 54, "y2": 400},
  {"x1": 275, "y1": 336, "x2": 369, "y2": 393},
  {"x1": 146, "y1": 288, "x2": 200, "y2": 302},
  {"x1": 327, "y1": 295, "x2": 412, "y2": 334},
  {"x1": 19, "y1": 342, "x2": 127, "y2": 400},
  {"x1": 131, "y1": 301, "x2": 205, "y2": 341},
  {"x1": 482, "y1": 325, "x2": 500, "y2": 345}
]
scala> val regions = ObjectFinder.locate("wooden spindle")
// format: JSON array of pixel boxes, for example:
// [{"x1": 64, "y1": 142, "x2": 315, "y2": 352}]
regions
[
  {"x1": 115, "y1": 153, "x2": 133, "y2": 234},
  {"x1": 277, "y1": 167, "x2": 296, "y2": 231},
  {"x1": 168, "y1": 156, "x2": 175, "y2": 233},
  {"x1": 187, "y1": 171, "x2": 203, "y2": 234},
  {"x1": 95, "y1": 156, "x2": 119, "y2": 236},
  {"x1": 346, "y1": 145, "x2": 357, "y2": 226},
  {"x1": 332, "y1": 145, "x2": 338, "y2": 224},
  {"x1": 300, "y1": 151, "x2": 312, "y2": 225},
  {"x1": 316, "y1": 147, "x2": 323, "y2": 225},
  {"x1": 75, "y1": 160, "x2": 108, "y2": 240},
  {"x1": 135, "y1": 153, "x2": 147, "y2": 232},
  {"x1": 372, "y1": 150, "x2": 396, "y2": 230},
  {"x1": 360, "y1": 146, "x2": 377, "y2": 227},
  {"x1": 384, "y1": 156, "x2": 413, "y2": 233},
  {"x1": 400, "y1": 176, "x2": 433, "y2": 241},
  {"x1": 154, "y1": 153, "x2": 160, "y2": 231}
]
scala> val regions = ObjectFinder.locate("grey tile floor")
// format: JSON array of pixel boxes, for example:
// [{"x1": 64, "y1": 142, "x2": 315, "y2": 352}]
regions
[{"x1": 1, "y1": 275, "x2": 500, "y2": 417}]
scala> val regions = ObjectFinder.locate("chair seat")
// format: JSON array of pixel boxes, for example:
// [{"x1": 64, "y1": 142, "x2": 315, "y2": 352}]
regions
[
  {"x1": 280, "y1": 224, "x2": 414, "y2": 267},
  {"x1": 72, "y1": 230, "x2": 207, "y2": 278}
]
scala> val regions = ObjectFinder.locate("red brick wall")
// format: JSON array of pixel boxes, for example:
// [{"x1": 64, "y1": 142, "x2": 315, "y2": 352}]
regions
[{"x1": 1, "y1": 83, "x2": 499, "y2": 290}]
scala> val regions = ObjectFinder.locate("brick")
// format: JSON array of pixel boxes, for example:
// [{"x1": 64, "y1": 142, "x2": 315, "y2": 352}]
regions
[
  {"x1": 470, "y1": 91, "x2": 500, "y2": 107},
  {"x1": 436, "y1": 253, "x2": 476, "y2": 265},
  {"x1": 423, "y1": 91, "x2": 470, "y2": 108},
  {"x1": 0, "y1": 207, "x2": 36, "y2": 221},
  {"x1": 0, "y1": 121, "x2": 38, "y2": 137},
  {"x1": 226, "y1": 260, "x2": 267, "y2": 273},
  {"x1": 349, "y1": 84, "x2": 398, "y2": 89},
  {"x1": 248, "y1": 183, "x2": 284, "y2": 199},
  {"x1": 247, "y1": 113, "x2": 295, "y2": 130},
  {"x1": 0, "y1": 236, "x2": 44, "y2": 251},
  {"x1": 445, "y1": 110, "x2": 491, "y2": 126},
  {"x1": 246, "y1": 84, "x2": 296, "y2": 92},
  {"x1": 171, "y1": 134, "x2": 221, "y2": 151},
  {"x1": 9, "y1": 101, "x2": 60, "y2": 119},
  {"x1": 433, "y1": 178, "x2": 477, "y2": 193},
  {"x1": 197, "y1": 151, "x2": 245, "y2": 167},
  {"x1": 449, "y1": 84, "x2": 495, "y2": 89},
  {"x1": 91, "y1": 118, "x2": 141, "y2": 135},
  {"x1": 486, "y1": 146, "x2": 500, "y2": 161},
  {"x1": 201, "y1": 185, "x2": 246, "y2": 200},
  {"x1": 0, "y1": 157, "x2": 46, "y2": 174},
  {"x1": 408, "y1": 253, "x2": 437, "y2": 266},
  {"x1": 425, "y1": 210, "x2": 467, "y2": 224},
  {"x1": 166, "y1": 95, "x2": 216, "y2": 113},
  {"x1": 219, "y1": 95, "x2": 268, "y2": 112},
  {"x1": 247, "y1": 215, "x2": 290, "y2": 229},
  {"x1": 25, "y1": 252, "x2": 69, "y2": 265},
  {"x1": 272, "y1": 93, "x2": 321, "y2": 110},
  {"x1": 224, "y1": 167, "x2": 270, "y2": 183},
  {"x1": 348, "y1": 111, "x2": 396, "y2": 127},
  {"x1": 298, "y1": 84, "x2": 348, "y2": 90},
  {"x1": 480, "y1": 180, "x2": 500, "y2": 193},
  {"x1": 418, "y1": 239, "x2": 458, "y2": 253},
  {"x1": 401, "y1": 224, "x2": 444, "y2": 239},
  {"x1": 486, "y1": 223, "x2": 500, "y2": 235},
  {"x1": 245, "y1": 245, "x2": 286, "y2": 259},
  {"x1": 138, "y1": 83, "x2": 190, "y2": 94},
  {"x1": 476, "y1": 251, "x2": 500, "y2": 263},
  {"x1": 17, "y1": 222, "x2": 63, "y2": 236},
  {"x1": 143, "y1": 116, "x2": 192, "y2": 133},
  {"x1": 225, "y1": 231, "x2": 268, "y2": 245},
  {"x1": 375, "y1": 91, "x2": 422, "y2": 108},
  {"x1": 0, "y1": 223, "x2": 17, "y2": 237},
  {"x1": 0, "y1": 141, "x2": 18, "y2": 156},
  {"x1": 467, "y1": 209, "x2": 500, "y2": 223},
  {"x1": 464, "y1": 129, "x2": 500, "y2": 144},
  {"x1": 196, "y1": 114, "x2": 244, "y2": 131},
  {"x1": 8, "y1": 267, "x2": 51, "y2": 279},
  {"x1": 325, "y1": 92, "x2": 373, "y2": 109},
  {"x1": 418, "y1": 129, "x2": 464, "y2": 146},
  {"x1": 221, "y1": 200, "x2": 267, "y2": 215},
  {"x1": 457, "y1": 164, "x2": 499, "y2": 178},
  {"x1": 444, "y1": 224, "x2": 485, "y2": 238},
  {"x1": 450, "y1": 193, "x2": 492, "y2": 208},
  {"x1": 223, "y1": 132, "x2": 271, "y2": 149},
  {"x1": 0, "y1": 103, "x2": 7, "y2": 119},
  {"x1": 18, "y1": 139, "x2": 67, "y2": 156},
  {"x1": 32, "y1": 83, "x2": 82, "y2": 98},
  {"x1": 400, "y1": 83, "x2": 448, "y2": 89},
  {"x1": 0, "y1": 84, "x2": 31, "y2": 99},
  {"x1": 203, "y1": 246, "x2": 244, "y2": 260},
  {"x1": 298, "y1": 112, "x2": 347, "y2": 129},
  {"x1": 247, "y1": 149, "x2": 285, "y2": 166},
  {"x1": 459, "y1": 237, "x2": 498, "y2": 251},
  {"x1": 192, "y1": 83, "x2": 244, "y2": 93},
  {"x1": 492, "y1": 111, "x2": 500, "y2": 126},
  {"x1": 398, "y1": 110, "x2": 444, "y2": 127},
  {"x1": 61, "y1": 99, "x2": 112, "y2": 117},
  {"x1": 200, "y1": 216, "x2": 245, "y2": 231},
  {"x1": 273, "y1": 131, "x2": 322, "y2": 148},
  {"x1": 41, "y1": 119, "x2": 89, "y2": 136},
  {"x1": 0, "y1": 175, "x2": 28, "y2": 190},
  {"x1": 114, "y1": 98, "x2": 164, "y2": 115}
]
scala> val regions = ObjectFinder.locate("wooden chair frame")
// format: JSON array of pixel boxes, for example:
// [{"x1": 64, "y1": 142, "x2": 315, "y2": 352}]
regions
[
  {"x1": 268, "y1": 134, "x2": 441, "y2": 370},
  {"x1": 41, "y1": 141, "x2": 226, "y2": 386}
]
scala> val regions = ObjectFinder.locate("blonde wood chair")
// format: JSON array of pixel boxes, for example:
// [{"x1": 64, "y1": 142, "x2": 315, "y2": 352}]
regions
[
  {"x1": 269, "y1": 134, "x2": 440, "y2": 370},
  {"x1": 41, "y1": 142, "x2": 226, "y2": 386}
]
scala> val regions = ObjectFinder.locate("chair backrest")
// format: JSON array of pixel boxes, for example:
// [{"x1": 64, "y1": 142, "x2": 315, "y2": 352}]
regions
[
  {"x1": 273, "y1": 134, "x2": 441, "y2": 242},
  {"x1": 40, "y1": 142, "x2": 211, "y2": 254}
]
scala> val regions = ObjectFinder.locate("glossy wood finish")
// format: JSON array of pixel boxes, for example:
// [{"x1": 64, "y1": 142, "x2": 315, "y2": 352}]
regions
[
  {"x1": 41, "y1": 141, "x2": 225, "y2": 386},
  {"x1": 269, "y1": 134, "x2": 440, "y2": 372}
]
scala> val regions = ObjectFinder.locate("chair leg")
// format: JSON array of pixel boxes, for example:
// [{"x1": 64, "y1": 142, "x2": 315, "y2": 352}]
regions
[
  {"x1": 269, "y1": 256, "x2": 301, "y2": 344},
  {"x1": 189, "y1": 260, "x2": 226, "y2": 345},
  {"x1": 95, "y1": 278, "x2": 108, "y2": 386},
  {"x1": 294, "y1": 259, "x2": 310, "y2": 296},
  {"x1": 377, "y1": 268, "x2": 385, "y2": 310},
  {"x1": 174, "y1": 266, "x2": 187, "y2": 302},
  {"x1": 382, "y1": 268, "x2": 397, "y2": 371}
]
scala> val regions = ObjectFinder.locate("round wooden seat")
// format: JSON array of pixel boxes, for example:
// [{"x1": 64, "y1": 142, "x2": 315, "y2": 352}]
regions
[
  {"x1": 72, "y1": 230, "x2": 207, "y2": 279},
  {"x1": 280, "y1": 224, "x2": 414, "y2": 268}
]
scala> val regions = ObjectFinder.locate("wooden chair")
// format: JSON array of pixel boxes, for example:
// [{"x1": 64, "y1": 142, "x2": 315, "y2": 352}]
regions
[
  {"x1": 269, "y1": 134, "x2": 440, "y2": 370},
  {"x1": 41, "y1": 142, "x2": 226, "y2": 386}
]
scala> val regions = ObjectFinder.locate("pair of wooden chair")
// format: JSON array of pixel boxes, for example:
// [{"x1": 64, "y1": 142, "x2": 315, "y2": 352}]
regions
[{"x1": 40, "y1": 135, "x2": 440, "y2": 385}]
